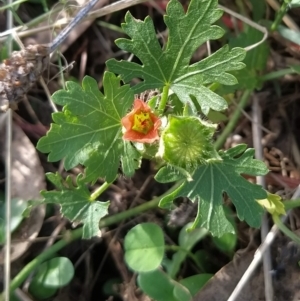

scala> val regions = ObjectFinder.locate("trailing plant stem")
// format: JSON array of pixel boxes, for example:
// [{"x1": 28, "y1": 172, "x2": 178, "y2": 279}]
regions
[
  {"x1": 99, "y1": 181, "x2": 182, "y2": 228},
  {"x1": 271, "y1": 0, "x2": 292, "y2": 31},
  {"x1": 283, "y1": 199, "x2": 300, "y2": 210},
  {"x1": 6, "y1": 182, "x2": 182, "y2": 295},
  {"x1": 165, "y1": 245, "x2": 204, "y2": 272},
  {"x1": 2, "y1": 228, "x2": 83, "y2": 300},
  {"x1": 158, "y1": 85, "x2": 170, "y2": 114},
  {"x1": 214, "y1": 89, "x2": 251, "y2": 150},
  {"x1": 272, "y1": 214, "x2": 300, "y2": 245},
  {"x1": 99, "y1": 197, "x2": 159, "y2": 227}
]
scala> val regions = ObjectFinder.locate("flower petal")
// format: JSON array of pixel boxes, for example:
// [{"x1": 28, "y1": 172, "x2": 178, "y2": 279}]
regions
[{"x1": 121, "y1": 99, "x2": 161, "y2": 143}]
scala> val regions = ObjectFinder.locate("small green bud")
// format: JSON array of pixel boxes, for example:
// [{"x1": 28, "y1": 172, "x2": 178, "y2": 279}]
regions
[{"x1": 158, "y1": 115, "x2": 221, "y2": 172}]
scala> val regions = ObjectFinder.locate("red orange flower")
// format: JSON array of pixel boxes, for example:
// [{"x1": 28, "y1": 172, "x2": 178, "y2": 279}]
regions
[{"x1": 121, "y1": 99, "x2": 161, "y2": 143}]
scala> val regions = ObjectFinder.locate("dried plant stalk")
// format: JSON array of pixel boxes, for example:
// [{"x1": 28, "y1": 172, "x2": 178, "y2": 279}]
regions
[{"x1": 0, "y1": 44, "x2": 50, "y2": 111}]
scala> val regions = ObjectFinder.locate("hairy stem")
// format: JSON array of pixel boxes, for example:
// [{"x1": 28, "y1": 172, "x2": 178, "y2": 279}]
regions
[
  {"x1": 158, "y1": 85, "x2": 170, "y2": 115},
  {"x1": 283, "y1": 199, "x2": 300, "y2": 210},
  {"x1": 271, "y1": 0, "x2": 292, "y2": 31},
  {"x1": 6, "y1": 182, "x2": 182, "y2": 296},
  {"x1": 273, "y1": 213, "x2": 300, "y2": 245},
  {"x1": 3, "y1": 228, "x2": 83, "y2": 299},
  {"x1": 165, "y1": 245, "x2": 205, "y2": 273},
  {"x1": 99, "y1": 181, "x2": 182, "y2": 227},
  {"x1": 90, "y1": 180, "x2": 114, "y2": 201}
]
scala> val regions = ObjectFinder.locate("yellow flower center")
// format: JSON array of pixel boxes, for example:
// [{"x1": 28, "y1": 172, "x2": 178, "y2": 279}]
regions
[{"x1": 132, "y1": 111, "x2": 154, "y2": 134}]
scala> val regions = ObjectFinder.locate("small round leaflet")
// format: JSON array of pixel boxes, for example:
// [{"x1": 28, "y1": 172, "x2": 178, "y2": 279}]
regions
[{"x1": 124, "y1": 223, "x2": 164, "y2": 272}]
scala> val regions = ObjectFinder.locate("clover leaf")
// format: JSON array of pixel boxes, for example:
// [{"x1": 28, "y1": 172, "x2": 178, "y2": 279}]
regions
[
  {"x1": 156, "y1": 144, "x2": 268, "y2": 237},
  {"x1": 107, "y1": 0, "x2": 246, "y2": 115},
  {"x1": 37, "y1": 72, "x2": 141, "y2": 183}
]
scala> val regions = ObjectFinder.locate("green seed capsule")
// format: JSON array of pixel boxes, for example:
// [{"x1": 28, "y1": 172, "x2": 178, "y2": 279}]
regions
[{"x1": 158, "y1": 115, "x2": 221, "y2": 171}]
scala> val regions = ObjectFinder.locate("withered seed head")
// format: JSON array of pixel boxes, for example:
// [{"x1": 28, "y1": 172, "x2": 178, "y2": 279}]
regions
[
  {"x1": 0, "y1": 69, "x2": 7, "y2": 81},
  {"x1": 0, "y1": 0, "x2": 102, "y2": 111},
  {"x1": 0, "y1": 44, "x2": 50, "y2": 112}
]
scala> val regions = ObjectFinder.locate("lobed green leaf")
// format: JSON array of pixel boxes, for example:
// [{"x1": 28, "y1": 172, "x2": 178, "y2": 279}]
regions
[
  {"x1": 157, "y1": 145, "x2": 268, "y2": 237},
  {"x1": 107, "y1": 0, "x2": 246, "y2": 115},
  {"x1": 37, "y1": 72, "x2": 140, "y2": 183},
  {"x1": 41, "y1": 173, "x2": 109, "y2": 239}
]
